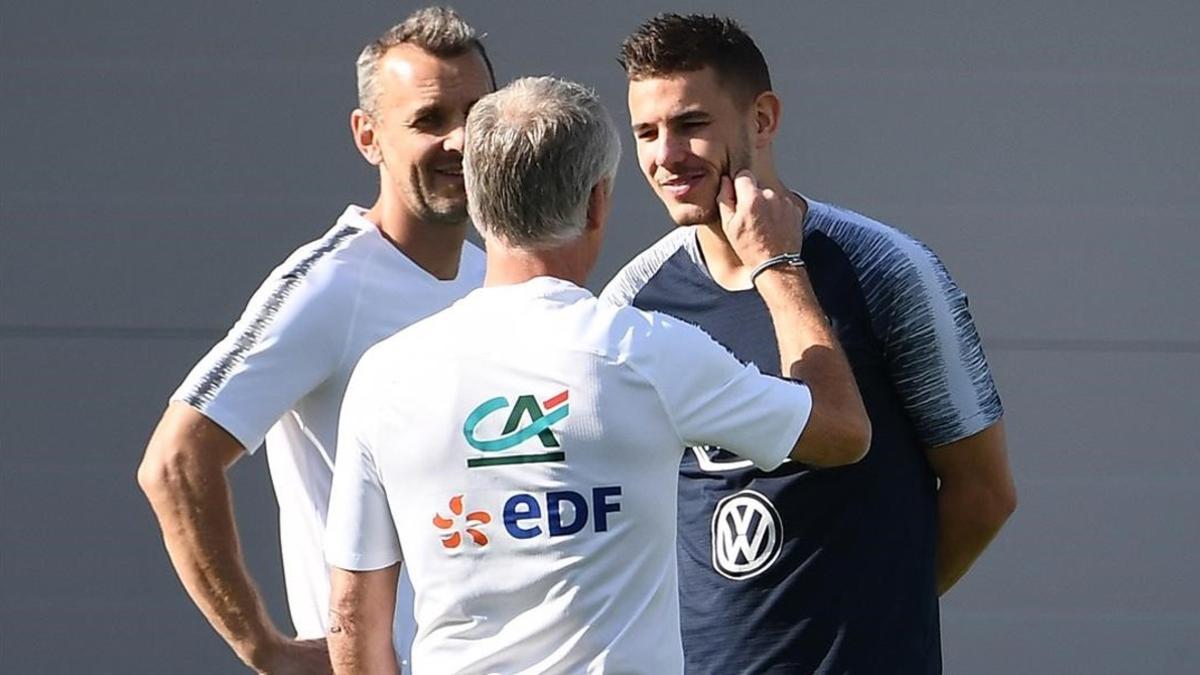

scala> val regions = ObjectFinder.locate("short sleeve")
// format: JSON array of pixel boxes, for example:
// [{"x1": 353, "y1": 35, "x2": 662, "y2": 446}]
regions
[
  {"x1": 599, "y1": 227, "x2": 694, "y2": 307},
  {"x1": 627, "y1": 311, "x2": 812, "y2": 471},
  {"x1": 870, "y1": 242, "x2": 1003, "y2": 447},
  {"x1": 170, "y1": 263, "x2": 348, "y2": 452},
  {"x1": 325, "y1": 360, "x2": 402, "y2": 571}
]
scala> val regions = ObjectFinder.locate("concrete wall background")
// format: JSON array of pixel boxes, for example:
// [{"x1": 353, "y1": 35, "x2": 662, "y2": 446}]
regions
[{"x1": 2, "y1": 1, "x2": 1196, "y2": 672}]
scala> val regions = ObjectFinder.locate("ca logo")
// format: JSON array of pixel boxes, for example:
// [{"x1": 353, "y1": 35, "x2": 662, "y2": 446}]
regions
[
  {"x1": 463, "y1": 390, "x2": 569, "y2": 467},
  {"x1": 711, "y1": 490, "x2": 783, "y2": 580}
]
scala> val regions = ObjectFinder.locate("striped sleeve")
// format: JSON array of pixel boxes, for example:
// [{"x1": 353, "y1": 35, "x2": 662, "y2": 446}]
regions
[
  {"x1": 600, "y1": 227, "x2": 694, "y2": 307},
  {"x1": 171, "y1": 224, "x2": 361, "y2": 452},
  {"x1": 812, "y1": 205, "x2": 1002, "y2": 447}
]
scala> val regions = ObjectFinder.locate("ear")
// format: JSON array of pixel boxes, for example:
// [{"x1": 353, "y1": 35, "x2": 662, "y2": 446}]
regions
[
  {"x1": 585, "y1": 179, "x2": 611, "y2": 234},
  {"x1": 750, "y1": 91, "x2": 782, "y2": 148},
  {"x1": 350, "y1": 108, "x2": 383, "y2": 166}
]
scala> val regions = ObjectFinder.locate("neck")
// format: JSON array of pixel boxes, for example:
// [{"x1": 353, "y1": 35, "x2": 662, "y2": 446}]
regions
[
  {"x1": 483, "y1": 240, "x2": 592, "y2": 289},
  {"x1": 363, "y1": 191, "x2": 468, "y2": 281},
  {"x1": 696, "y1": 178, "x2": 806, "y2": 290}
]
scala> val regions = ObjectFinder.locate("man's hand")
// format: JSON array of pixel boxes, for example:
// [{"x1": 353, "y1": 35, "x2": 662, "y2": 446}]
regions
[
  {"x1": 714, "y1": 170, "x2": 870, "y2": 466},
  {"x1": 716, "y1": 170, "x2": 803, "y2": 269},
  {"x1": 255, "y1": 637, "x2": 332, "y2": 675}
]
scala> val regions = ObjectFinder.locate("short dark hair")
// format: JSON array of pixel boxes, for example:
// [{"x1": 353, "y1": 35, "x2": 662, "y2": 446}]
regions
[
  {"x1": 357, "y1": 6, "x2": 496, "y2": 114},
  {"x1": 618, "y1": 13, "x2": 772, "y2": 106}
]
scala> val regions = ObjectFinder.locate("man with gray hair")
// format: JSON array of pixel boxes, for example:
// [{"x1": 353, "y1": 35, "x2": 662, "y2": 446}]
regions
[
  {"x1": 324, "y1": 76, "x2": 869, "y2": 674},
  {"x1": 138, "y1": 7, "x2": 493, "y2": 672}
]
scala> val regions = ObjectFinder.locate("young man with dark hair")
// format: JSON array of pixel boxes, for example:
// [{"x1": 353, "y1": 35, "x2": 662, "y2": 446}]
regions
[{"x1": 604, "y1": 13, "x2": 1017, "y2": 674}]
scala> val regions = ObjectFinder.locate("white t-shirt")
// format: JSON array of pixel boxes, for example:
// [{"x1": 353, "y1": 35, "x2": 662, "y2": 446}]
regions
[
  {"x1": 325, "y1": 277, "x2": 812, "y2": 674},
  {"x1": 172, "y1": 205, "x2": 484, "y2": 663}
]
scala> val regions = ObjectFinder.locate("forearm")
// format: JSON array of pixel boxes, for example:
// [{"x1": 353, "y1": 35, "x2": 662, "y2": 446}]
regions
[
  {"x1": 329, "y1": 566, "x2": 400, "y2": 675},
  {"x1": 138, "y1": 407, "x2": 284, "y2": 669},
  {"x1": 142, "y1": 454, "x2": 283, "y2": 665},
  {"x1": 756, "y1": 267, "x2": 870, "y2": 465},
  {"x1": 925, "y1": 422, "x2": 1016, "y2": 595},
  {"x1": 934, "y1": 481, "x2": 1014, "y2": 595}
]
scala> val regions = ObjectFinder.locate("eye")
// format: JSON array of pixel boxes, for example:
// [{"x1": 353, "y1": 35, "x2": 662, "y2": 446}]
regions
[
  {"x1": 633, "y1": 128, "x2": 657, "y2": 142},
  {"x1": 411, "y1": 112, "x2": 445, "y2": 133}
]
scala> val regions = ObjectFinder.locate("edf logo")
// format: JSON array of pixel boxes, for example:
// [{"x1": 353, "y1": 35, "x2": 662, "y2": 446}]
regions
[
  {"x1": 504, "y1": 486, "x2": 622, "y2": 539},
  {"x1": 432, "y1": 486, "x2": 622, "y2": 548}
]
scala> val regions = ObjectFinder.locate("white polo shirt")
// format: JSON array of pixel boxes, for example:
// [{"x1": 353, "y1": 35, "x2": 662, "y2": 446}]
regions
[
  {"x1": 326, "y1": 277, "x2": 812, "y2": 674},
  {"x1": 172, "y1": 205, "x2": 484, "y2": 662}
]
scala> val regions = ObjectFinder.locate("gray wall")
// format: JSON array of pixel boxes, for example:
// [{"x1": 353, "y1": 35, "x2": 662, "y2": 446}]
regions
[{"x1": 3, "y1": 1, "x2": 1197, "y2": 672}]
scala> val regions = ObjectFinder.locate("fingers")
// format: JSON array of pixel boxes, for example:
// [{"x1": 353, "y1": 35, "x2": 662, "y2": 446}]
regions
[
  {"x1": 732, "y1": 170, "x2": 759, "y2": 207},
  {"x1": 717, "y1": 175, "x2": 736, "y2": 224}
]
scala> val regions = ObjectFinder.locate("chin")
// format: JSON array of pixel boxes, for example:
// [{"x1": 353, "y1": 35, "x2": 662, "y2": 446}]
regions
[{"x1": 664, "y1": 200, "x2": 716, "y2": 227}]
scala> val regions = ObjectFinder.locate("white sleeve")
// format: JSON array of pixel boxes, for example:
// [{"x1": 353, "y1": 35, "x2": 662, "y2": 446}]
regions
[
  {"x1": 170, "y1": 262, "x2": 348, "y2": 452},
  {"x1": 630, "y1": 311, "x2": 813, "y2": 471},
  {"x1": 325, "y1": 358, "x2": 402, "y2": 571}
]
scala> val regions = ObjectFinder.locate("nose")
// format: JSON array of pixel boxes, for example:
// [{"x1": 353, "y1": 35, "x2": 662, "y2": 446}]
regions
[
  {"x1": 653, "y1": 131, "x2": 687, "y2": 169},
  {"x1": 444, "y1": 124, "x2": 466, "y2": 154}
]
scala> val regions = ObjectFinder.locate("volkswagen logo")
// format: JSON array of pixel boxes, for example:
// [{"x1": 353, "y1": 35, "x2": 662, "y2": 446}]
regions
[{"x1": 710, "y1": 490, "x2": 783, "y2": 580}]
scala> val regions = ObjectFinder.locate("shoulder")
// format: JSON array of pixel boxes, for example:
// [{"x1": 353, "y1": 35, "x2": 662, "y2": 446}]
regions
[
  {"x1": 591, "y1": 301, "x2": 727, "y2": 371},
  {"x1": 600, "y1": 227, "x2": 697, "y2": 306},
  {"x1": 806, "y1": 200, "x2": 946, "y2": 286},
  {"x1": 218, "y1": 215, "x2": 383, "y2": 362},
  {"x1": 805, "y1": 200, "x2": 960, "y2": 305},
  {"x1": 258, "y1": 217, "x2": 380, "y2": 308}
]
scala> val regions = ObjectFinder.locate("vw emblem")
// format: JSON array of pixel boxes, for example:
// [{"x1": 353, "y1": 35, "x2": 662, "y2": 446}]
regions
[{"x1": 711, "y1": 490, "x2": 783, "y2": 580}]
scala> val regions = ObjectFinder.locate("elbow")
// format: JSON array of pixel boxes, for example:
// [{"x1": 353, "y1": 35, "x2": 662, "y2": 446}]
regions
[
  {"x1": 816, "y1": 408, "x2": 873, "y2": 466},
  {"x1": 137, "y1": 438, "x2": 203, "y2": 506},
  {"x1": 834, "y1": 415, "x2": 872, "y2": 466},
  {"x1": 797, "y1": 410, "x2": 872, "y2": 468},
  {"x1": 137, "y1": 445, "x2": 180, "y2": 507},
  {"x1": 825, "y1": 389, "x2": 872, "y2": 467},
  {"x1": 993, "y1": 481, "x2": 1018, "y2": 525},
  {"x1": 980, "y1": 473, "x2": 1018, "y2": 529},
  {"x1": 964, "y1": 480, "x2": 1018, "y2": 535}
]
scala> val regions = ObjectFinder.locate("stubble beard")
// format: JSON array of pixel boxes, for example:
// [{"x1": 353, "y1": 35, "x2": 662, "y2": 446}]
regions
[
  {"x1": 665, "y1": 131, "x2": 754, "y2": 228},
  {"x1": 405, "y1": 166, "x2": 469, "y2": 227}
]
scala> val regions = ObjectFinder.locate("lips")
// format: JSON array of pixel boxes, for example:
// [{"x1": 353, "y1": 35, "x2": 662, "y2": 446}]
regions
[
  {"x1": 431, "y1": 164, "x2": 464, "y2": 186},
  {"x1": 658, "y1": 172, "x2": 707, "y2": 198}
]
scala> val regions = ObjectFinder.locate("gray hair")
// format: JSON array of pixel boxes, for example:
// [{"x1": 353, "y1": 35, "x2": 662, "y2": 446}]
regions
[
  {"x1": 464, "y1": 77, "x2": 622, "y2": 249},
  {"x1": 355, "y1": 7, "x2": 495, "y2": 116}
]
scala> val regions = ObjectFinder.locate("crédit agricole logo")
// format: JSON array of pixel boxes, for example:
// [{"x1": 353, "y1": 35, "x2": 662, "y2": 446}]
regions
[{"x1": 462, "y1": 389, "x2": 569, "y2": 467}]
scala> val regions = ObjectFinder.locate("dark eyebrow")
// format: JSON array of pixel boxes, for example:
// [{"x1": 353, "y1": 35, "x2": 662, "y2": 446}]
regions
[
  {"x1": 631, "y1": 109, "x2": 709, "y2": 132},
  {"x1": 670, "y1": 111, "x2": 710, "y2": 124}
]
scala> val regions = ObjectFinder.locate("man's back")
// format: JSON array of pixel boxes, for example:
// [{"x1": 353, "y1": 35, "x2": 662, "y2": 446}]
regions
[{"x1": 327, "y1": 276, "x2": 809, "y2": 674}]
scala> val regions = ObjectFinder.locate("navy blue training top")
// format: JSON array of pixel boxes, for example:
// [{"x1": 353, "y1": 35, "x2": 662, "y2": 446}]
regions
[{"x1": 601, "y1": 199, "x2": 1002, "y2": 674}]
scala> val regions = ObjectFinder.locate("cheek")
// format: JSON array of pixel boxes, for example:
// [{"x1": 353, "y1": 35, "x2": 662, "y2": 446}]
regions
[
  {"x1": 635, "y1": 144, "x2": 656, "y2": 177},
  {"x1": 382, "y1": 134, "x2": 432, "y2": 168},
  {"x1": 688, "y1": 137, "x2": 720, "y2": 167}
]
